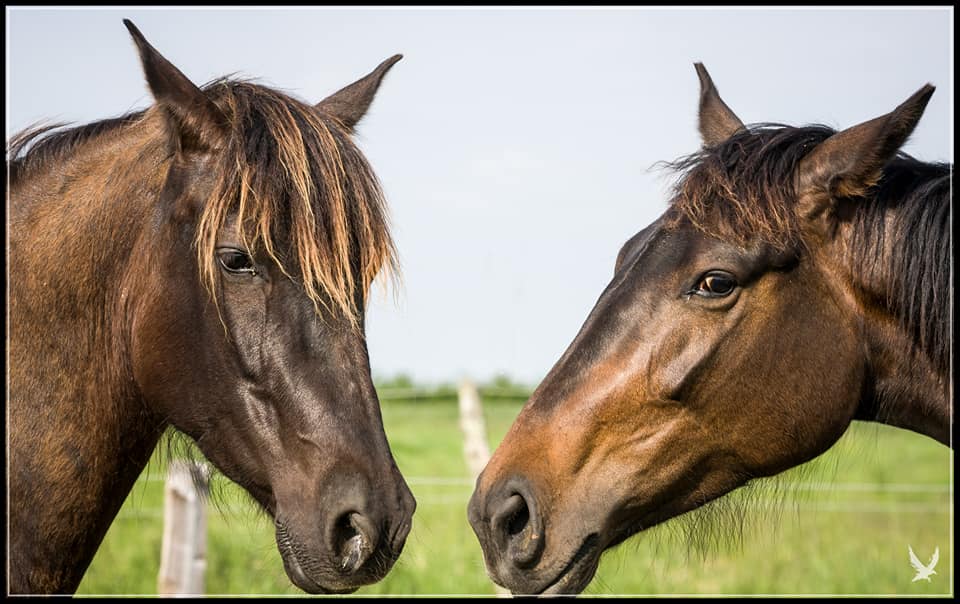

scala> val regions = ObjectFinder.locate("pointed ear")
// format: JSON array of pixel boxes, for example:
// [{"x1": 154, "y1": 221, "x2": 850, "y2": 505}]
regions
[
  {"x1": 124, "y1": 19, "x2": 226, "y2": 152},
  {"x1": 795, "y1": 84, "x2": 935, "y2": 222},
  {"x1": 695, "y1": 63, "x2": 745, "y2": 147},
  {"x1": 317, "y1": 55, "x2": 402, "y2": 131}
]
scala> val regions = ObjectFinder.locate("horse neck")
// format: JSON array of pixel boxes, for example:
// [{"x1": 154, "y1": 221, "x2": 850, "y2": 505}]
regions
[
  {"x1": 827, "y1": 161, "x2": 952, "y2": 446},
  {"x1": 8, "y1": 118, "x2": 170, "y2": 593}
]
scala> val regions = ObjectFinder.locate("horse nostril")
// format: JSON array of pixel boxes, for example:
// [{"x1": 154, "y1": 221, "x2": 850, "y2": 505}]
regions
[
  {"x1": 491, "y1": 494, "x2": 525, "y2": 543},
  {"x1": 505, "y1": 496, "x2": 529, "y2": 537},
  {"x1": 491, "y1": 487, "x2": 544, "y2": 569},
  {"x1": 333, "y1": 512, "x2": 376, "y2": 575}
]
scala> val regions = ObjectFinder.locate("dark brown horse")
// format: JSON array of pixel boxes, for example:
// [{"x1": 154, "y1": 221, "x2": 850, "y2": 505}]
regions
[
  {"x1": 8, "y1": 20, "x2": 414, "y2": 595},
  {"x1": 468, "y1": 64, "x2": 951, "y2": 595}
]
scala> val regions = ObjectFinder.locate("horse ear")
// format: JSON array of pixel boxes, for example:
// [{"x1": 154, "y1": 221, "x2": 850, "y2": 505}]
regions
[
  {"x1": 695, "y1": 63, "x2": 745, "y2": 147},
  {"x1": 124, "y1": 19, "x2": 226, "y2": 152},
  {"x1": 795, "y1": 84, "x2": 935, "y2": 223},
  {"x1": 316, "y1": 55, "x2": 402, "y2": 131}
]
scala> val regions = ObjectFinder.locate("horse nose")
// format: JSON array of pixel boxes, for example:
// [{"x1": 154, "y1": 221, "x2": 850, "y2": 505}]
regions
[
  {"x1": 327, "y1": 478, "x2": 416, "y2": 576},
  {"x1": 329, "y1": 510, "x2": 380, "y2": 574},
  {"x1": 482, "y1": 478, "x2": 546, "y2": 570}
]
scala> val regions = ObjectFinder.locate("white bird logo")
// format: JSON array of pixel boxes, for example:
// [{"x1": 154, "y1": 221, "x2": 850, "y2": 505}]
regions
[{"x1": 908, "y1": 545, "x2": 939, "y2": 582}]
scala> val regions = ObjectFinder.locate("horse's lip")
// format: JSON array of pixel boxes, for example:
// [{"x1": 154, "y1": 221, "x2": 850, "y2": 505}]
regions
[
  {"x1": 533, "y1": 533, "x2": 602, "y2": 596},
  {"x1": 276, "y1": 534, "x2": 357, "y2": 595},
  {"x1": 278, "y1": 543, "x2": 324, "y2": 594}
]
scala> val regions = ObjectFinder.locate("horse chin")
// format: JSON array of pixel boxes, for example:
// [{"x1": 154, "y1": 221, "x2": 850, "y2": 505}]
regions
[
  {"x1": 274, "y1": 520, "x2": 360, "y2": 595},
  {"x1": 533, "y1": 533, "x2": 603, "y2": 596},
  {"x1": 530, "y1": 506, "x2": 662, "y2": 595},
  {"x1": 276, "y1": 539, "x2": 359, "y2": 595}
]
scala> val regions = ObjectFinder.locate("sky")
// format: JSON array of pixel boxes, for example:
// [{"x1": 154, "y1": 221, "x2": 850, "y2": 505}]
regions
[{"x1": 6, "y1": 7, "x2": 953, "y2": 385}]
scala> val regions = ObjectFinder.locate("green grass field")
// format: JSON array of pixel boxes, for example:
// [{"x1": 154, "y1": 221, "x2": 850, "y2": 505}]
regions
[{"x1": 76, "y1": 394, "x2": 953, "y2": 597}]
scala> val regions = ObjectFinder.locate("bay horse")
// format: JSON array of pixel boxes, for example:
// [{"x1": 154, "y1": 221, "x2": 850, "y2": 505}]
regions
[
  {"x1": 468, "y1": 64, "x2": 951, "y2": 594},
  {"x1": 8, "y1": 20, "x2": 415, "y2": 595}
]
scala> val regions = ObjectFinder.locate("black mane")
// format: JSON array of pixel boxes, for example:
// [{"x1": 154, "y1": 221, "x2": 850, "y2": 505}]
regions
[{"x1": 666, "y1": 123, "x2": 951, "y2": 375}]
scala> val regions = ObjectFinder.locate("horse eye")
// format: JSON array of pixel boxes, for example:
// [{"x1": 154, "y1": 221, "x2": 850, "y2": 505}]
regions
[
  {"x1": 217, "y1": 249, "x2": 256, "y2": 275},
  {"x1": 695, "y1": 272, "x2": 737, "y2": 297}
]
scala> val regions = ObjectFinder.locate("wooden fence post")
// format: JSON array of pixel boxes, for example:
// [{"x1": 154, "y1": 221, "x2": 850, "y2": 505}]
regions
[
  {"x1": 459, "y1": 380, "x2": 492, "y2": 481},
  {"x1": 158, "y1": 460, "x2": 210, "y2": 596},
  {"x1": 458, "y1": 380, "x2": 512, "y2": 598}
]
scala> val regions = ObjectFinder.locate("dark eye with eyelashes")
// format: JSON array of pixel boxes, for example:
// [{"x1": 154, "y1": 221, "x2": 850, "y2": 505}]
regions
[
  {"x1": 216, "y1": 248, "x2": 257, "y2": 275},
  {"x1": 691, "y1": 271, "x2": 737, "y2": 297}
]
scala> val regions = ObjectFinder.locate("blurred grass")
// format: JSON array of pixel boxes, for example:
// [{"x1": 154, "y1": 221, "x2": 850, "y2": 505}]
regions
[{"x1": 76, "y1": 395, "x2": 953, "y2": 596}]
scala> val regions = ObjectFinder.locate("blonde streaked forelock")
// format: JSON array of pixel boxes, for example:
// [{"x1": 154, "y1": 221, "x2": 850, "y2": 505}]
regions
[{"x1": 195, "y1": 80, "x2": 398, "y2": 326}]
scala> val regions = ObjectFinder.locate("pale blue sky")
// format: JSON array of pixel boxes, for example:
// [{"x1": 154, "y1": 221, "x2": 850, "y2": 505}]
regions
[{"x1": 6, "y1": 7, "x2": 952, "y2": 384}]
